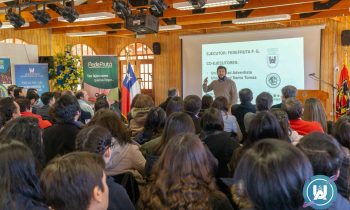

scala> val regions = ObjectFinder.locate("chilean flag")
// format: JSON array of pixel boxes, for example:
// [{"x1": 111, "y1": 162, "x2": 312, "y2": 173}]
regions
[{"x1": 121, "y1": 63, "x2": 141, "y2": 117}]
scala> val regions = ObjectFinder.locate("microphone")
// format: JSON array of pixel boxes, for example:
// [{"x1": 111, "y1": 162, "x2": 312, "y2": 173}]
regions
[{"x1": 308, "y1": 73, "x2": 316, "y2": 76}]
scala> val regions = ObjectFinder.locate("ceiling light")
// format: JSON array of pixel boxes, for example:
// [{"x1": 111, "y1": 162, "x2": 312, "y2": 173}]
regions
[
  {"x1": 232, "y1": 14, "x2": 291, "y2": 24},
  {"x1": 6, "y1": 8, "x2": 25, "y2": 29},
  {"x1": 66, "y1": 31, "x2": 107, "y2": 37},
  {"x1": 188, "y1": 0, "x2": 206, "y2": 9},
  {"x1": 112, "y1": 0, "x2": 131, "y2": 20},
  {"x1": 150, "y1": 0, "x2": 167, "y2": 16},
  {"x1": 58, "y1": 12, "x2": 114, "y2": 22},
  {"x1": 174, "y1": 0, "x2": 239, "y2": 10},
  {"x1": 50, "y1": 1, "x2": 79, "y2": 23},
  {"x1": 31, "y1": 5, "x2": 51, "y2": 25},
  {"x1": 159, "y1": 25, "x2": 182, "y2": 31},
  {"x1": 0, "y1": 21, "x2": 29, "y2": 29}
]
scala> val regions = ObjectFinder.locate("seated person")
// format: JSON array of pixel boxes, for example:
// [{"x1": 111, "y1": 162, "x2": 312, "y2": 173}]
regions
[{"x1": 36, "y1": 92, "x2": 55, "y2": 122}]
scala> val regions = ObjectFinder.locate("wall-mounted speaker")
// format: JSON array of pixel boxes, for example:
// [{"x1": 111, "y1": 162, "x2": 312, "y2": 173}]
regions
[
  {"x1": 153, "y1": 42, "x2": 161, "y2": 55},
  {"x1": 39, "y1": 56, "x2": 54, "y2": 69},
  {"x1": 341, "y1": 30, "x2": 350, "y2": 46}
]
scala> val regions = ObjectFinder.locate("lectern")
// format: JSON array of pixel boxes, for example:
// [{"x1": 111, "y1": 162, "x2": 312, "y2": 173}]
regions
[{"x1": 296, "y1": 90, "x2": 330, "y2": 118}]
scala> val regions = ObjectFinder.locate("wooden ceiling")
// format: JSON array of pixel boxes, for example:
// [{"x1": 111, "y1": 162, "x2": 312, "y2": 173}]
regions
[{"x1": 0, "y1": 0, "x2": 349, "y2": 36}]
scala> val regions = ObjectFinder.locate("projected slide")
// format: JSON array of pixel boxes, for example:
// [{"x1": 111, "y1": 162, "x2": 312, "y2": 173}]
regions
[{"x1": 202, "y1": 37, "x2": 304, "y2": 104}]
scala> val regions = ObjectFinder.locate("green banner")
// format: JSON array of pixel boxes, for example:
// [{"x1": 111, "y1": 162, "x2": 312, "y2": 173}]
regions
[{"x1": 83, "y1": 56, "x2": 118, "y2": 89}]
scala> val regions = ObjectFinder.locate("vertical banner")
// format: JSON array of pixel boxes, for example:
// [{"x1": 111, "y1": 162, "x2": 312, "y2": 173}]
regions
[
  {"x1": 15, "y1": 64, "x2": 49, "y2": 95},
  {"x1": 0, "y1": 58, "x2": 12, "y2": 84}
]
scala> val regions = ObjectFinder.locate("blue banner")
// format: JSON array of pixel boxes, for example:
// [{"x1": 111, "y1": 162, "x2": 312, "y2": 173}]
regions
[
  {"x1": 0, "y1": 58, "x2": 12, "y2": 84},
  {"x1": 15, "y1": 64, "x2": 49, "y2": 95}
]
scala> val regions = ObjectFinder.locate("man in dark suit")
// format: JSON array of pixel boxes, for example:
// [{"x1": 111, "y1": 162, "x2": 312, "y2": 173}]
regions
[{"x1": 271, "y1": 85, "x2": 298, "y2": 109}]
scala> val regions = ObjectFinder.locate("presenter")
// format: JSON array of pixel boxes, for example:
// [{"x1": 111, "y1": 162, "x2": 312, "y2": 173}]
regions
[{"x1": 203, "y1": 66, "x2": 237, "y2": 106}]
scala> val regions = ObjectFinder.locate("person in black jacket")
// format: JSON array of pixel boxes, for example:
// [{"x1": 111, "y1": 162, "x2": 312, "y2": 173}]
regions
[
  {"x1": 0, "y1": 140, "x2": 48, "y2": 210},
  {"x1": 159, "y1": 88, "x2": 178, "y2": 111},
  {"x1": 200, "y1": 107, "x2": 239, "y2": 178},
  {"x1": 76, "y1": 125, "x2": 135, "y2": 210},
  {"x1": 184, "y1": 95, "x2": 202, "y2": 134}
]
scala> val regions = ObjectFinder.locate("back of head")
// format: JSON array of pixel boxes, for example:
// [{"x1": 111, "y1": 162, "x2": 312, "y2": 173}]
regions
[
  {"x1": 168, "y1": 88, "x2": 178, "y2": 98},
  {"x1": 271, "y1": 108, "x2": 290, "y2": 137},
  {"x1": 133, "y1": 94, "x2": 154, "y2": 108},
  {"x1": 303, "y1": 98, "x2": 327, "y2": 132},
  {"x1": 26, "y1": 91, "x2": 39, "y2": 102},
  {"x1": 14, "y1": 87, "x2": 24, "y2": 98},
  {"x1": 282, "y1": 98, "x2": 303, "y2": 120},
  {"x1": 0, "y1": 97, "x2": 17, "y2": 123},
  {"x1": 52, "y1": 94, "x2": 81, "y2": 123},
  {"x1": 0, "y1": 140, "x2": 42, "y2": 209},
  {"x1": 142, "y1": 133, "x2": 216, "y2": 209},
  {"x1": 144, "y1": 107, "x2": 166, "y2": 133},
  {"x1": 239, "y1": 88, "x2": 253, "y2": 104},
  {"x1": 246, "y1": 111, "x2": 287, "y2": 148},
  {"x1": 234, "y1": 139, "x2": 313, "y2": 210},
  {"x1": 15, "y1": 98, "x2": 31, "y2": 112},
  {"x1": 41, "y1": 92, "x2": 55, "y2": 106},
  {"x1": 7, "y1": 85, "x2": 16, "y2": 96},
  {"x1": 256, "y1": 92, "x2": 273, "y2": 111},
  {"x1": 75, "y1": 90, "x2": 85, "y2": 100},
  {"x1": 212, "y1": 96, "x2": 229, "y2": 112},
  {"x1": 200, "y1": 107, "x2": 224, "y2": 131},
  {"x1": 40, "y1": 152, "x2": 107, "y2": 210},
  {"x1": 333, "y1": 116, "x2": 350, "y2": 149},
  {"x1": 89, "y1": 109, "x2": 130, "y2": 145},
  {"x1": 184, "y1": 95, "x2": 201, "y2": 115},
  {"x1": 94, "y1": 98, "x2": 110, "y2": 112},
  {"x1": 201, "y1": 94, "x2": 213, "y2": 110},
  {"x1": 166, "y1": 96, "x2": 184, "y2": 116},
  {"x1": 297, "y1": 132, "x2": 343, "y2": 177},
  {"x1": 76, "y1": 125, "x2": 113, "y2": 156},
  {"x1": 282, "y1": 85, "x2": 298, "y2": 99}
]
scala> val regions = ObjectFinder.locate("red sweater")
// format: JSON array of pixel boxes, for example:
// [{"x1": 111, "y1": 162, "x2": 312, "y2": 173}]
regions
[
  {"x1": 21, "y1": 112, "x2": 52, "y2": 129},
  {"x1": 289, "y1": 119, "x2": 324, "y2": 135}
]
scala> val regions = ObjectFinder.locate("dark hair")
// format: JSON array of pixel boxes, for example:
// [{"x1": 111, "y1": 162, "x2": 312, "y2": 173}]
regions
[
  {"x1": 201, "y1": 94, "x2": 213, "y2": 110},
  {"x1": 184, "y1": 95, "x2": 201, "y2": 115},
  {"x1": 144, "y1": 107, "x2": 166, "y2": 135},
  {"x1": 140, "y1": 133, "x2": 217, "y2": 209},
  {"x1": 255, "y1": 92, "x2": 273, "y2": 111},
  {"x1": 282, "y1": 98, "x2": 303, "y2": 120},
  {"x1": 41, "y1": 92, "x2": 55, "y2": 105},
  {"x1": 0, "y1": 117, "x2": 44, "y2": 170},
  {"x1": 133, "y1": 94, "x2": 154, "y2": 108},
  {"x1": 234, "y1": 139, "x2": 313, "y2": 210},
  {"x1": 14, "y1": 87, "x2": 24, "y2": 98},
  {"x1": 27, "y1": 88, "x2": 37, "y2": 94},
  {"x1": 76, "y1": 125, "x2": 113, "y2": 156},
  {"x1": 40, "y1": 152, "x2": 105, "y2": 210},
  {"x1": 75, "y1": 90, "x2": 85, "y2": 100},
  {"x1": 168, "y1": 88, "x2": 178, "y2": 97},
  {"x1": 52, "y1": 95, "x2": 81, "y2": 123},
  {"x1": 88, "y1": 109, "x2": 130, "y2": 145},
  {"x1": 239, "y1": 88, "x2": 253, "y2": 103},
  {"x1": 217, "y1": 65, "x2": 227, "y2": 72},
  {"x1": 0, "y1": 140, "x2": 45, "y2": 209},
  {"x1": 130, "y1": 94, "x2": 141, "y2": 109},
  {"x1": 271, "y1": 108, "x2": 291, "y2": 137},
  {"x1": 212, "y1": 96, "x2": 229, "y2": 112},
  {"x1": 200, "y1": 107, "x2": 224, "y2": 131},
  {"x1": 26, "y1": 91, "x2": 40, "y2": 102},
  {"x1": 7, "y1": 85, "x2": 16, "y2": 95},
  {"x1": 0, "y1": 97, "x2": 18, "y2": 123},
  {"x1": 154, "y1": 112, "x2": 195, "y2": 155},
  {"x1": 166, "y1": 96, "x2": 184, "y2": 116},
  {"x1": 333, "y1": 116, "x2": 350, "y2": 149},
  {"x1": 297, "y1": 132, "x2": 343, "y2": 177},
  {"x1": 281, "y1": 85, "x2": 297, "y2": 99},
  {"x1": 94, "y1": 98, "x2": 110, "y2": 112},
  {"x1": 15, "y1": 98, "x2": 31, "y2": 112},
  {"x1": 246, "y1": 111, "x2": 288, "y2": 148}
]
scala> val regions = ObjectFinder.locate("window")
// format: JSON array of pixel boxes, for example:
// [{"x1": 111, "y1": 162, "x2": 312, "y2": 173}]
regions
[
  {"x1": 0, "y1": 38, "x2": 28, "y2": 44},
  {"x1": 119, "y1": 43, "x2": 154, "y2": 97},
  {"x1": 71, "y1": 44, "x2": 96, "y2": 57}
]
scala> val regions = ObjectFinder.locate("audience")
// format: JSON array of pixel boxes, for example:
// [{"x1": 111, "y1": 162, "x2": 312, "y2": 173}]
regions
[
  {"x1": 184, "y1": 95, "x2": 202, "y2": 134},
  {"x1": 95, "y1": 94, "x2": 110, "y2": 112},
  {"x1": 282, "y1": 98, "x2": 324, "y2": 135},
  {"x1": 199, "y1": 94, "x2": 213, "y2": 117},
  {"x1": 297, "y1": 132, "x2": 350, "y2": 208},
  {"x1": 232, "y1": 139, "x2": 313, "y2": 210},
  {"x1": 14, "y1": 86, "x2": 26, "y2": 98},
  {"x1": 271, "y1": 85, "x2": 297, "y2": 109},
  {"x1": 26, "y1": 90, "x2": 40, "y2": 113},
  {"x1": 0, "y1": 97, "x2": 21, "y2": 126},
  {"x1": 231, "y1": 88, "x2": 256, "y2": 139},
  {"x1": 212, "y1": 96, "x2": 242, "y2": 141},
  {"x1": 40, "y1": 152, "x2": 109, "y2": 210},
  {"x1": 7, "y1": 84, "x2": 16, "y2": 98},
  {"x1": 76, "y1": 90, "x2": 94, "y2": 117},
  {"x1": 302, "y1": 97, "x2": 328, "y2": 133},
  {"x1": 76, "y1": 125, "x2": 135, "y2": 210},
  {"x1": 36, "y1": 92, "x2": 55, "y2": 122},
  {"x1": 159, "y1": 88, "x2": 178, "y2": 111},
  {"x1": 0, "y1": 140, "x2": 48, "y2": 210},
  {"x1": 138, "y1": 133, "x2": 233, "y2": 210},
  {"x1": 165, "y1": 96, "x2": 184, "y2": 116}
]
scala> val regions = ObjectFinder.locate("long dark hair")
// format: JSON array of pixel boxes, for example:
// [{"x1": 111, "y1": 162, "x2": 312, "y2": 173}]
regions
[
  {"x1": 0, "y1": 140, "x2": 45, "y2": 209},
  {"x1": 143, "y1": 107, "x2": 166, "y2": 136}
]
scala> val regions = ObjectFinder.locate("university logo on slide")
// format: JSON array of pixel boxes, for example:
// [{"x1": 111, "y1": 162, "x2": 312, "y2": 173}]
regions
[
  {"x1": 303, "y1": 175, "x2": 337, "y2": 209},
  {"x1": 266, "y1": 73, "x2": 281, "y2": 88},
  {"x1": 267, "y1": 54, "x2": 279, "y2": 68}
]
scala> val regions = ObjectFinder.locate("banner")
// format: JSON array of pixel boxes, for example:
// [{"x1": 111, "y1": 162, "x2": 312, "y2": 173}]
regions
[
  {"x1": 15, "y1": 64, "x2": 49, "y2": 95},
  {"x1": 0, "y1": 58, "x2": 12, "y2": 84},
  {"x1": 83, "y1": 56, "x2": 118, "y2": 89}
]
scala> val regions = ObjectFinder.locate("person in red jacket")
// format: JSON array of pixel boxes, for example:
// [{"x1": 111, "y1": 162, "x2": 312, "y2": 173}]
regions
[
  {"x1": 282, "y1": 98, "x2": 324, "y2": 135},
  {"x1": 15, "y1": 98, "x2": 52, "y2": 129}
]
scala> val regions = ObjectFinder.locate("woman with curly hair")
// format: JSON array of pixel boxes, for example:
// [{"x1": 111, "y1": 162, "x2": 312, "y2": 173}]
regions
[{"x1": 138, "y1": 133, "x2": 233, "y2": 210}]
